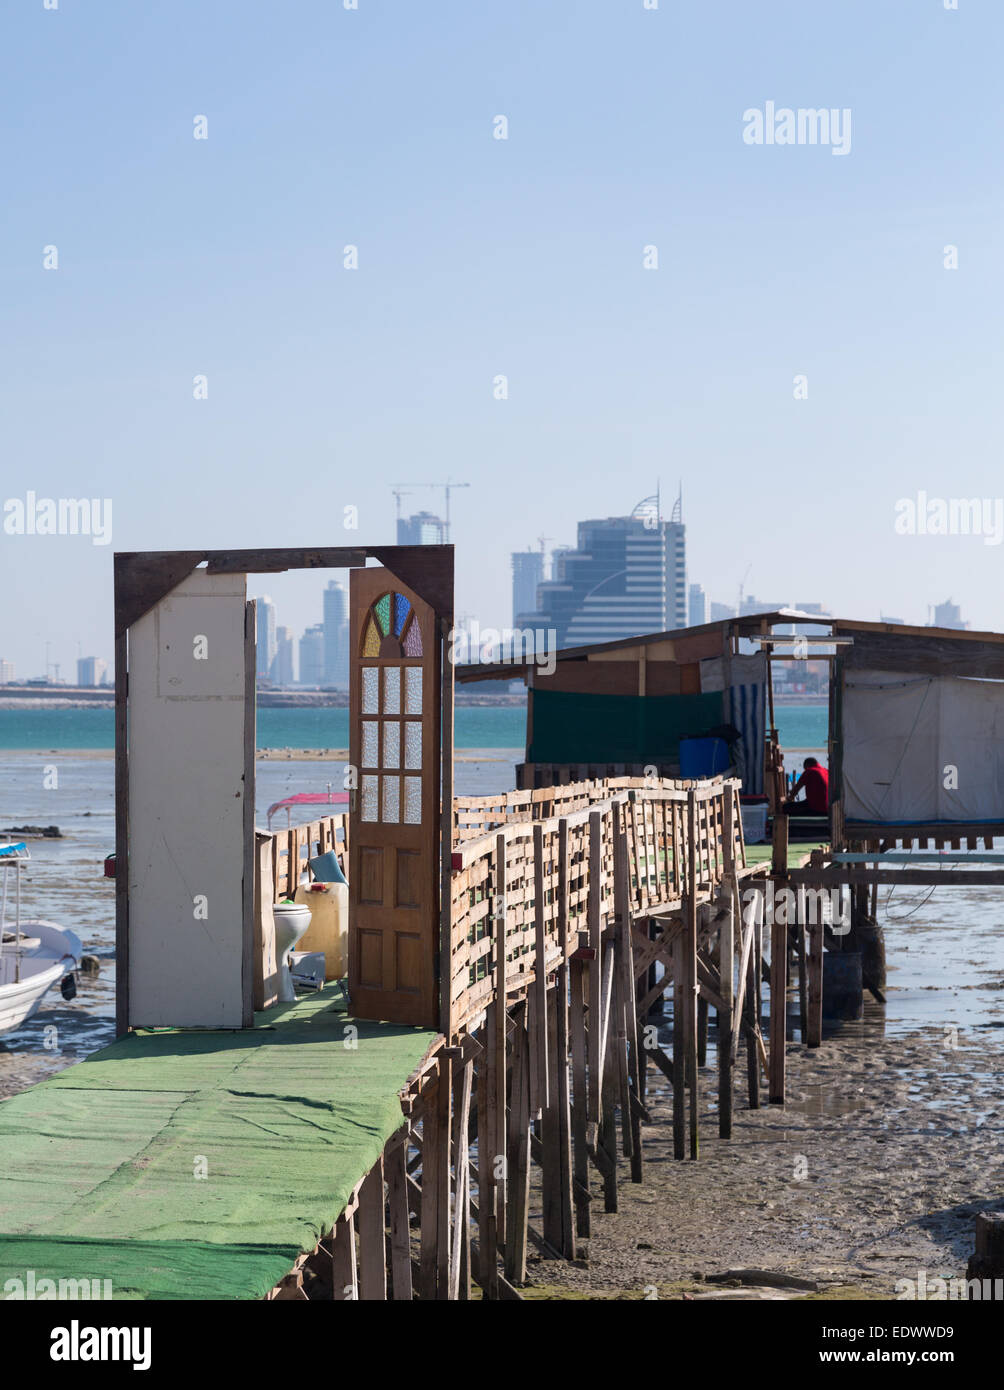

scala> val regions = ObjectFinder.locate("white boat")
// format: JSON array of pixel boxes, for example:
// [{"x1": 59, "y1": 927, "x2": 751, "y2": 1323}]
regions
[{"x1": 0, "y1": 843, "x2": 82, "y2": 1036}]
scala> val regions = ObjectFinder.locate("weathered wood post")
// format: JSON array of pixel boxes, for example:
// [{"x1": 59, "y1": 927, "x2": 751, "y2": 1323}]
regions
[{"x1": 967, "y1": 1213, "x2": 1004, "y2": 1295}]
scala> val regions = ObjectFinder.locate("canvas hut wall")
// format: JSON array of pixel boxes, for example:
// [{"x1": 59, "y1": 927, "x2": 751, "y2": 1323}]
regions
[{"x1": 837, "y1": 630, "x2": 1004, "y2": 826}]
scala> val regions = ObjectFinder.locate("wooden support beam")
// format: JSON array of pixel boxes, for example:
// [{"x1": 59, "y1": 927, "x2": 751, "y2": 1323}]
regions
[
  {"x1": 386, "y1": 1133, "x2": 413, "y2": 1301},
  {"x1": 569, "y1": 952, "x2": 590, "y2": 1239},
  {"x1": 504, "y1": 1019, "x2": 531, "y2": 1285},
  {"x1": 449, "y1": 1057, "x2": 473, "y2": 1301},
  {"x1": 769, "y1": 913, "x2": 787, "y2": 1106},
  {"x1": 357, "y1": 1156, "x2": 387, "y2": 1301},
  {"x1": 807, "y1": 918, "x2": 823, "y2": 1048},
  {"x1": 331, "y1": 1210, "x2": 358, "y2": 1301}
]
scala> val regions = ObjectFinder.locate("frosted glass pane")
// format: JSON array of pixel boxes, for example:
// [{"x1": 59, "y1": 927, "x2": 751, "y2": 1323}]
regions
[
  {"x1": 383, "y1": 666, "x2": 400, "y2": 715},
  {"x1": 361, "y1": 775, "x2": 378, "y2": 822},
  {"x1": 362, "y1": 721, "x2": 379, "y2": 768},
  {"x1": 382, "y1": 776, "x2": 400, "y2": 823},
  {"x1": 404, "y1": 721, "x2": 422, "y2": 769},
  {"x1": 383, "y1": 721, "x2": 400, "y2": 768},
  {"x1": 362, "y1": 668, "x2": 378, "y2": 714},
  {"x1": 404, "y1": 776, "x2": 422, "y2": 824},
  {"x1": 405, "y1": 666, "x2": 422, "y2": 714}
]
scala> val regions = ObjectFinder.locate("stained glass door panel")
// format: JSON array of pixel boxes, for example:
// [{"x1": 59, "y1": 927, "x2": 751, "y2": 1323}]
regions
[{"x1": 349, "y1": 567, "x2": 440, "y2": 1027}]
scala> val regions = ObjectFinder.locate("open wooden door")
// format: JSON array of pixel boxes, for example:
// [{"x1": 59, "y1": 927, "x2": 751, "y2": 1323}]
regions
[{"x1": 348, "y1": 568, "x2": 441, "y2": 1026}]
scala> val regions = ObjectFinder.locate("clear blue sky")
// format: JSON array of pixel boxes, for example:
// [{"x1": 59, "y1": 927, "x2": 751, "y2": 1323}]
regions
[{"x1": 1, "y1": 0, "x2": 1001, "y2": 677}]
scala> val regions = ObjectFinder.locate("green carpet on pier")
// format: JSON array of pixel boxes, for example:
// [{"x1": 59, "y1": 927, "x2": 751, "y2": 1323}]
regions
[{"x1": 0, "y1": 985, "x2": 436, "y2": 1300}]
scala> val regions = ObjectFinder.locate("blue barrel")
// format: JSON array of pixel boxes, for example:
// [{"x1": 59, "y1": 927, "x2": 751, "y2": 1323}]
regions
[
  {"x1": 679, "y1": 737, "x2": 730, "y2": 778},
  {"x1": 822, "y1": 951, "x2": 863, "y2": 1020}
]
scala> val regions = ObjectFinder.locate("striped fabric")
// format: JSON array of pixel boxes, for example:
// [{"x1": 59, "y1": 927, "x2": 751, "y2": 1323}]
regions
[{"x1": 728, "y1": 681, "x2": 765, "y2": 795}]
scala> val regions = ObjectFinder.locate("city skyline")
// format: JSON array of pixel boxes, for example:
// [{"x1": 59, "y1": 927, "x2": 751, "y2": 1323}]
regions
[{"x1": 2, "y1": 2, "x2": 1001, "y2": 675}]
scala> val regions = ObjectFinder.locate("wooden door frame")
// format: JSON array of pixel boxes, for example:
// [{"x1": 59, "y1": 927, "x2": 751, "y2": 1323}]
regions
[{"x1": 113, "y1": 545, "x2": 453, "y2": 1035}]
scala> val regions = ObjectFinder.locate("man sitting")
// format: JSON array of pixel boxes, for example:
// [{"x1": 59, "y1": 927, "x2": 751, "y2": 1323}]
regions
[{"x1": 785, "y1": 757, "x2": 828, "y2": 815}]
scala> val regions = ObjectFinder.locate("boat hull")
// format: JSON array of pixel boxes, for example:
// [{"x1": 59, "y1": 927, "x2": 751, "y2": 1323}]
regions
[{"x1": 0, "y1": 922, "x2": 82, "y2": 1037}]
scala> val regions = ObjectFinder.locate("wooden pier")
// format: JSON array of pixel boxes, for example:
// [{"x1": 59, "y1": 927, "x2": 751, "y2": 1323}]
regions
[{"x1": 255, "y1": 773, "x2": 827, "y2": 1301}]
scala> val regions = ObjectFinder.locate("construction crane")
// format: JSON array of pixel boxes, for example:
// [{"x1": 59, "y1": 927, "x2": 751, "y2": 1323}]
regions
[
  {"x1": 391, "y1": 487, "x2": 412, "y2": 525},
  {"x1": 390, "y1": 480, "x2": 470, "y2": 543}
]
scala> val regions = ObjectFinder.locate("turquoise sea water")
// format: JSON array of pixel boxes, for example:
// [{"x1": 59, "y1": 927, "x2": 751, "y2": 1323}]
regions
[{"x1": 0, "y1": 703, "x2": 829, "y2": 752}]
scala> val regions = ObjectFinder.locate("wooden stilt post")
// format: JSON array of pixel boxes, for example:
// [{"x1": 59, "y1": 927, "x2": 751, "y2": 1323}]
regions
[
  {"x1": 435, "y1": 1052, "x2": 452, "y2": 1300},
  {"x1": 493, "y1": 833, "x2": 508, "y2": 1251},
  {"x1": 672, "y1": 921, "x2": 685, "y2": 1159},
  {"x1": 686, "y1": 789, "x2": 699, "y2": 1159},
  {"x1": 718, "y1": 883, "x2": 735, "y2": 1139},
  {"x1": 769, "y1": 901, "x2": 787, "y2": 1105},
  {"x1": 807, "y1": 910, "x2": 824, "y2": 1048},
  {"x1": 553, "y1": 818, "x2": 576, "y2": 1256},
  {"x1": 478, "y1": 1003, "x2": 500, "y2": 1298},
  {"x1": 418, "y1": 1063, "x2": 440, "y2": 1300},
  {"x1": 449, "y1": 1056, "x2": 473, "y2": 1301},
  {"x1": 587, "y1": 810, "x2": 603, "y2": 1129},
  {"x1": 796, "y1": 885, "x2": 808, "y2": 1041},
  {"x1": 504, "y1": 1017, "x2": 531, "y2": 1284},
  {"x1": 569, "y1": 950, "x2": 590, "y2": 1238}
]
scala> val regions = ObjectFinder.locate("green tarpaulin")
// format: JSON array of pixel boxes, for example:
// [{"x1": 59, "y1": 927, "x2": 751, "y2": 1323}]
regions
[
  {"x1": 528, "y1": 688, "x2": 725, "y2": 764},
  {"x1": 0, "y1": 986, "x2": 436, "y2": 1300}
]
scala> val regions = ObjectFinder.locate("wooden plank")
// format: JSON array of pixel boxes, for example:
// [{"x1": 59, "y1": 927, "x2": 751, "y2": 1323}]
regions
[
  {"x1": 554, "y1": 818, "x2": 577, "y2": 1256},
  {"x1": 807, "y1": 917, "x2": 823, "y2": 1048},
  {"x1": 478, "y1": 1006, "x2": 499, "y2": 1297},
  {"x1": 331, "y1": 1210, "x2": 358, "y2": 1301},
  {"x1": 435, "y1": 1050, "x2": 452, "y2": 1299},
  {"x1": 386, "y1": 1134, "x2": 413, "y2": 1301},
  {"x1": 418, "y1": 1061, "x2": 441, "y2": 1300},
  {"x1": 587, "y1": 810, "x2": 603, "y2": 1123},
  {"x1": 504, "y1": 1019, "x2": 531, "y2": 1285},
  {"x1": 569, "y1": 953, "x2": 590, "y2": 1239},
  {"x1": 532, "y1": 822, "x2": 550, "y2": 1113},
  {"x1": 449, "y1": 1057, "x2": 473, "y2": 1301},
  {"x1": 493, "y1": 833, "x2": 508, "y2": 1254},
  {"x1": 718, "y1": 885, "x2": 734, "y2": 1140},
  {"x1": 769, "y1": 912, "x2": 787, "y2": 1105},
  {"x1": 686, "y1": 790, "x2": 699, "y2": 1159},
  {"x1": 357, "y1": 1155, "x2": 387, "y2": 1301}
]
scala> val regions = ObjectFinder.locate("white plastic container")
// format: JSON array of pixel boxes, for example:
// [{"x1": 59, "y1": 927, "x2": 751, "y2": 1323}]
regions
[{"x1": 293, "y1": 881, "x2": 348, "y2": 980}]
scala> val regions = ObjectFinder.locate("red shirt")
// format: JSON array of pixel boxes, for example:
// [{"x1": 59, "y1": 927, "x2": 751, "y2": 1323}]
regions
[{"x1": 803, "y1": 765, "x2": 829, "y2": 814}]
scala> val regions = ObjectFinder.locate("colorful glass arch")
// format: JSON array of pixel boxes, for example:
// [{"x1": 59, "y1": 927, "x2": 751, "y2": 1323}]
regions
[{"x1": 361, "y1": 590, "x2": 423, "y2": 659}]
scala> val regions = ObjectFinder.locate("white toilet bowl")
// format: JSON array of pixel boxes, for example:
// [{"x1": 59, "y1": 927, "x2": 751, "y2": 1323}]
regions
[{"x1": 272, "y1": 902, "x2": 312, "y2": 1003}]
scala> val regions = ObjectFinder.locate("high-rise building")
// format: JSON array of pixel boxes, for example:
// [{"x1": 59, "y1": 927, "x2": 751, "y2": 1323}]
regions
[
  {"x1": 77, "y1": 656, "x2": 107, "y2": 687},
  {"x1": 271, "y1": 627, "x2": 295, "y2": 686},
  {"x1": 710, "y1": 601, "x2": 736, "y2": 622},
  {"x1": 522, "y1": 493, "x2": 687, "y2": 647},
  {"x1": 511, "y1": 550, "x2": 544, "y2": 624},
  {"x1": 931, "y1": 599, "x2": 968, "y2": 630},
  {"x1": 299, "y1": 625, "x2": 324, "y2": 686},
  {"x1": 688, "y1": 583, "x2": 711, "y2": 628},
  {"x1": 397, "y1": 511, "x2": 446, "y2": 546},
  {"x1": 323, "y1": 580, "x2": 349, "y2": 688},
  {"x1": 0, "y1": 659, "x2": 14, "y2": 684},
  {"x1": 255, "y1": 596, "x2": 277, "y2": 679}
]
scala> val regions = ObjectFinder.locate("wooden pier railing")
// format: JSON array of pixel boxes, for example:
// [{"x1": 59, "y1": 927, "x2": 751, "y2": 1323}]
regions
[{"x1": 261, "y1": 773, "x2": 835, "y2": 1301}]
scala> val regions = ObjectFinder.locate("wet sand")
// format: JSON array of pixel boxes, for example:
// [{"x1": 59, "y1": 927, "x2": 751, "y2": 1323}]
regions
[{"x1": 527, "y1": 1017, "x2": 1004, "y2": 1300}]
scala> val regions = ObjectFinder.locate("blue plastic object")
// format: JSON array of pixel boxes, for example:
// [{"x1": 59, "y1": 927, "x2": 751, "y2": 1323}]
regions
[
  {"x1": 308, "y1": 849, "x2": 348, "y2": 885},
  {"x1": 678, "y1": 737, "x2": 730, "y2": 778}
]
